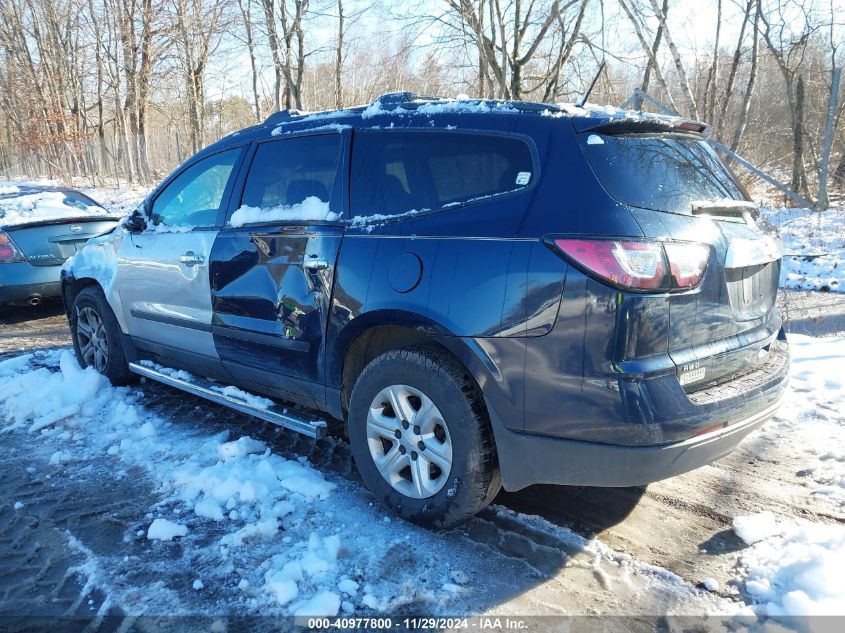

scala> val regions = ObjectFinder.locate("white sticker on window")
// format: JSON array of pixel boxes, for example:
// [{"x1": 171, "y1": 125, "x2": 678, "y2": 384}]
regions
[
  {"x1": 587, "y1": 134, "x2": 604, "y2": 145},
  {"x1": 515, "y1": 171, "x2": 531, "y2": 185}
]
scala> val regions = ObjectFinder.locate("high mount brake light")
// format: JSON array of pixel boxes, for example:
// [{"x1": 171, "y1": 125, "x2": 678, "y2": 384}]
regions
[
  {"x1": 0, "y1": 232, "x2": 24, "y2": 263},
  {"x1": 550, "y1": 238, "x2": 709, "y2": 292}
]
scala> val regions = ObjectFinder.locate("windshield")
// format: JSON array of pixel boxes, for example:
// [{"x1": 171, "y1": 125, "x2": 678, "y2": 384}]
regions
[{"x1": 578, "y1": 132, "x2": 748, "y2": 214}]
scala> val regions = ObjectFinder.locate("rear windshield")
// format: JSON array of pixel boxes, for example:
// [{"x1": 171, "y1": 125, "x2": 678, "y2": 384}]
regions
[{"x1": 578, "y1": 132, "x2": 748, "y2": 214}]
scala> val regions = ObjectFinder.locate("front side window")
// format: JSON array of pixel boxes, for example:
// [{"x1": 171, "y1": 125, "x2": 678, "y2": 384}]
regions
[
  {"x1": 230, "y1": 134, "x2": 342, "y2": 226},
  {"x1": 151, "y1": 148, "x2": 242, "y2": 228},
  {"x1": 351, "y1": 130, "x2": 534, "y2": 218}
]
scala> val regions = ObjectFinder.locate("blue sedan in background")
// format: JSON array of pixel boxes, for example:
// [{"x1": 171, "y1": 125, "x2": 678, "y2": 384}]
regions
[{"x1": 0, "y1": 184, "x2": 119, "y2": 306}]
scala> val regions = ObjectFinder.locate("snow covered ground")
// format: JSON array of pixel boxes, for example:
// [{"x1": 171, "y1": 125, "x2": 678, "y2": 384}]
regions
[
  {"x1": 0, "y1": 332, "x2": 843, "y2": 624},
  {"x1": 726, "y1": 334, "x2": 845, "y2": 620},
  {"x1": 0, "y1": 349, "x2": 740, "y2": 620},
  {"x1": 761, "y1": 206, "x2": 845, "y2": 293}
]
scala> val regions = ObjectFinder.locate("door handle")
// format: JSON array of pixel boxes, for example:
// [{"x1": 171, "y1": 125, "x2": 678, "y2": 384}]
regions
[
  {"x1": 303, "y1": 259, "x2": 329, "y2": 271},
  {"x1": 179, "y1": 252, "x2": 205, "y2": 266}
]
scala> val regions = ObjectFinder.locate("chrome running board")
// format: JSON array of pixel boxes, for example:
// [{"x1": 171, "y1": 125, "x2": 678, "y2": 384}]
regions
[{"x1": 128, "y1": 362, "x2": 327, "y2": 438}]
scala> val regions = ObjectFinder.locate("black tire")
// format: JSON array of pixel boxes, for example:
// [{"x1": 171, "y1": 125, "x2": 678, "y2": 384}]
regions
[
  {"x1": 70, "y1": 286, "x2": 133, "y2": 385},
  {"x1": 348, "y1": 346, "x2": 501, "y2": 528}
]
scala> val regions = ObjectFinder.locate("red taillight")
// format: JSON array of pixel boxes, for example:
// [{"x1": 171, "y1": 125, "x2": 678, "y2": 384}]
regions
[
  {"x1": 663, "y1": 242, "x2": 710, "y2": 289},
  {"x1": 0, "y1": 232, "x2": 25, "y2": 263},
  {"x1": 550, "y1": 238, "x2": 709, "y2": 292}
]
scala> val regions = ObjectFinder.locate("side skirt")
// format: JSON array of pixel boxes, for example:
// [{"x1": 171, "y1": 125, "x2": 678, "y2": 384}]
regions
[{"x1": 128, "y1": 362, "x2": 328, "y2": 439}]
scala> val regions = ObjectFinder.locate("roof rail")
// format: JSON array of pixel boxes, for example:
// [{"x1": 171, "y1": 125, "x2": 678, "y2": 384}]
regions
[
  {"x1": 264, "y1": 109, "x2": 306, "y2": 126},
  {"x1": 371, "y1": 92, "x2": 440, "y2": 108}
]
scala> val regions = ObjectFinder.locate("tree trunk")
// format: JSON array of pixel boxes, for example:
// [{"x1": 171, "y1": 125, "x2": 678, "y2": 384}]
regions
[
  {"x1": 335, "y1": 0, "x2": 343, "y2": 109},
  {"x1": 702, "y1": 0, "x2": 721, "y2": 123},
  {"x1": 634, "y1": 0, "x2": 668, "y2": 109},
  {"x1": 618, "y1": 0, "x2": 679, "y2": 114},
  {"x1": 238, "y1": 0, "x2": 261, "y2": 122},
  {"x1": 647, "y1": 0, "x2": 699, "y2": 118},
  {"x1": 792, "y1": 74, "x2": 808, "y2": 194},
  {"x1": 729, "y1": 0, "x2": 760, "y2": 154},
  {"x1": 717, "y1": 0, "x2": 753, "y2": 134},
  {"x1": 262, "y1": 0, "x2": 283, "y2": 112}
]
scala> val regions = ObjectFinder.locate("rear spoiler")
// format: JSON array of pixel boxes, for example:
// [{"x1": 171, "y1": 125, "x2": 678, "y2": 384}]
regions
[
  {"x1": 1, "y1": 214, "x2": 119, "y2": 232},
  {"x1": 575, "y1": 118, "x2": 709, "y2": 137}
]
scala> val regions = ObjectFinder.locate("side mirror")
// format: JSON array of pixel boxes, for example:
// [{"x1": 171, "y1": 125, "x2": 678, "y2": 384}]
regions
[{"x1": 124, "y1": 207, "x2": 147, "y2": 233}]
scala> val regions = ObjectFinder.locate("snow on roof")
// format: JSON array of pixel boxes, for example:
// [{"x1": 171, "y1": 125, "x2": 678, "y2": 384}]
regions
[{"x1": 0, "y1": 190, "x2": 111, "y2": 228}]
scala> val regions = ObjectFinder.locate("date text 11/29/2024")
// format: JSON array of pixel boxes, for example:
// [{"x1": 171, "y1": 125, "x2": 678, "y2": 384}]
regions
[{"x1": 307, "y1": 617, "x2": 529, "y2": 630}]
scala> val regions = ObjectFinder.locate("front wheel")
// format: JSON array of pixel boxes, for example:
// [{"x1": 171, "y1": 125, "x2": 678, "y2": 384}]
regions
[
  {"x1": 348, "y1": 347, "x2": 501, "y2": 528},
  {"x1": 70, "y1": 286, "x2": 133, "y2": 385}
]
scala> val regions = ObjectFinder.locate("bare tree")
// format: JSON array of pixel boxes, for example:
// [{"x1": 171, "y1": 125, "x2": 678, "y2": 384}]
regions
[
  {"x1": 730, "y1": 0, "x2": 761, "y2": 153},
  {"x1": 759, "y1": 0, "x2": 817, "y2": 194},
  {"x1": 237, "y1": 0, "x2": 262, "y2": 122},
  {"x1": 441, "y1": 0, "x2": 590, "y2": 101},
  {"x1": 632, "y1": 0, "x2": 667, "y2": 110},
  {"x1": 335, "y1": 0, "x2": 344, "y2": 108},
  {"x1": 173, "y1": 0, "x2": 230, "y2": 154},
  {"x1": 618, "y1": 0, "x2": 678, "y2": 113},
  {"x1": 646, "y1": 0, "x2": 699, "y2": 118}
]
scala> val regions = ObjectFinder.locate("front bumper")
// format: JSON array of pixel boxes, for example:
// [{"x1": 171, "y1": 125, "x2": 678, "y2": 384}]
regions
[
  {"x1": 0, "y1": 262, "x2": 62, "y2": 304},
  {"x1": 489, "y1": 394, "x2": 782, "y2": 490}
]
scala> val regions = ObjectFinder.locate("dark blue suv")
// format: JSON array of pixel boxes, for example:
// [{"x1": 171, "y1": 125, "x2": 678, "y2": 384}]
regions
[{"x1": 61, "y1": 93, "x2": 789, "y2": 527}]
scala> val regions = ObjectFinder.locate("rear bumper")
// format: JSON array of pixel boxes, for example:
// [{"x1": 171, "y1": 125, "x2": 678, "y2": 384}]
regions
[
  {"x1": 0, "y1": 262, "x2": 61, "y2": 304},
  {"x1": 490, "y1": 395, "x2": 783, "y2": 491}
]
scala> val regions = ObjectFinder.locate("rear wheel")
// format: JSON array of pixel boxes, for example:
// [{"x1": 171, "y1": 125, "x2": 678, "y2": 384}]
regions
[
  {"x1": 70, "y1": 287, "x2": 133, "y2": 385},
  {"x1": 348, "y1": 347, "x2": 501, "y2": 527}
]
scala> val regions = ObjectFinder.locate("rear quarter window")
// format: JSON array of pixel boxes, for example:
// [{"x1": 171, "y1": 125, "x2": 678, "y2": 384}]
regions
[
  {"x1": 579, "y1": 132, "x2": 748, "y2": 214},
  {"x1": 351, "y1": 130, "x2": 535, "y2": 218}
]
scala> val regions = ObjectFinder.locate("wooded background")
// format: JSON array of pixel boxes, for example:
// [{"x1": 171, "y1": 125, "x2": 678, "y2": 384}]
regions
[{"x1": 0, "y1": 0, "x2": 843, "y2": 206}]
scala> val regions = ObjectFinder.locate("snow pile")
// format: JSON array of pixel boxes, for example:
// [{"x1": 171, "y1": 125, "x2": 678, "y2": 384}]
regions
[
  {"x1": 0, "y1": 190, "x2": 110, "y2": 228},
  {"x1": 0, "y1": 351, "x2": 106, "y2": 434},
  {"x1": 729, "y1": 334, "x2": 845, "y2": 617},
  {"x1": 733, "y1": 512, "x2": 782, "y2": 545},
  {"x1": 0, "y1": 184, "x2": 21, "y2": 195},
  {"x1": 774, "y1": 334, "x2": 845, "y2": 507},
  {"x1": 0, "y1": 350, "x2": 351, "y2": 615},
  {"x1": 230, "y1": 197, "x2": 339, "y2": 227},
  {"x1": 210, "y1": 385, "x2": 275, "y2": 410},
  {"x1": 147, "y1": 518, "x2": 189, "y2": 541},
  {"x1": 0, "y1": 349, "x2": 495, "y2": 617},
  {"x1": 416, "y1": 99, "x2": 517, "y2": 115},
  {"x1": 761, "y1": 205, "x2": 845, "y2": 293},
  {"x1": 733, "y1": 512, "x2": 845, "y2": 616}
]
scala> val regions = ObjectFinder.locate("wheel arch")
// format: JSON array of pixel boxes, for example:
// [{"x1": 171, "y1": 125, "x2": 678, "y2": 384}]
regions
[
  {"x1": 335, "y1": 310, "x2": 505, "y2": 424},
  {"x1": 61, "y1": 274, "x2": 101, "y2": 317}
]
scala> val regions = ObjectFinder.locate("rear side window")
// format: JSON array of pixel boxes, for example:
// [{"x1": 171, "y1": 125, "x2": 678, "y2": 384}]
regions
[
  {"x1": 579, "y1": 133, "x2": 747, "y2": 214},
  {"x1": 351, "y1": 130, "x2": 534, "y2": 218},
  {"x1": 233, "y1": 134, "x2": 342, "y2": 225}
]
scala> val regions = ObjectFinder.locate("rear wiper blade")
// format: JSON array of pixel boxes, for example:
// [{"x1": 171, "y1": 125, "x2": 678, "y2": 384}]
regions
[{"x1": 690, "y1": 199, "x2": 756, "y2": 217}]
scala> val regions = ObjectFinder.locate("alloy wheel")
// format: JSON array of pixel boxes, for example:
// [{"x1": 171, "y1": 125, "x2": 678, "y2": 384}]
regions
[{"x1": 76, "y1": 306, "x2": 109, "y2": 373}]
